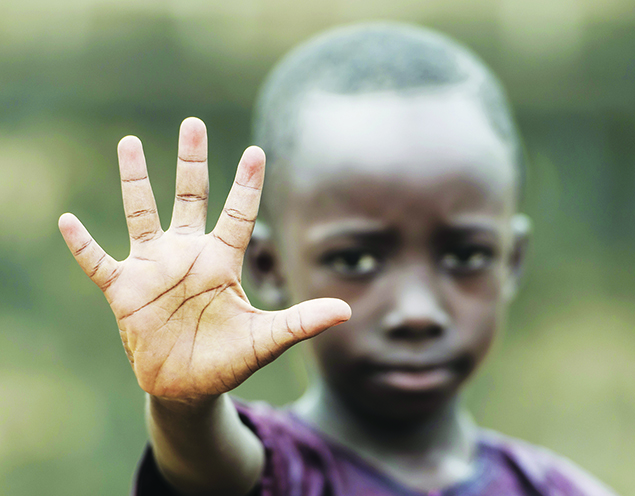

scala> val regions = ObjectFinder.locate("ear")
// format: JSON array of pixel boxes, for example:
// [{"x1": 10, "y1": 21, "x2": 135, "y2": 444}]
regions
[
  {"x1": 503, "y1": 214, "x2": 532, "y2": 301},
  {"x1": 244, "y1": 221, "x2": 288, "y2": 309}
]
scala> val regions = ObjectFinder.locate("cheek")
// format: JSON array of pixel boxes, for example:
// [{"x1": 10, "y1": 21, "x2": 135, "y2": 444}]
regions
[
  {"x1": 309, "y1": 322, "x2": 359, "y2": 375},
  {"x1": 452, "y1": 263, "x2": 506, "y2": 300},
  {"x1": 472, "y1": 304, "x2": 500, "y2": 358},
  {"x1": 449, "y1": 270, "x2": 507, "y2": 359}
]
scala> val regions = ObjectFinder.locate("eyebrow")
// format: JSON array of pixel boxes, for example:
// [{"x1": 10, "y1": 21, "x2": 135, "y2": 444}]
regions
[
  {"x1": 436, "y1": 222, "x2": 502, "y2": 244},
  {"x1": 305, "y1": 217, "x2": 504, "y2": 246},
  {"x1": 306, "y1": 219, "x2": 393, "y2": 244}
]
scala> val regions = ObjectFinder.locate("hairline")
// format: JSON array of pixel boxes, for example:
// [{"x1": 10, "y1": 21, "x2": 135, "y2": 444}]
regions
[{"x1": 259, "y1": 82, "x2": 523, "y2": 230}]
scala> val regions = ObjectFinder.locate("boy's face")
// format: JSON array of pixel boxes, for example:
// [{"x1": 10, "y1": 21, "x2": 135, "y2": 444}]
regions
[{"x1": 265, "y1": 89, "x2": 524, "y2": 421}]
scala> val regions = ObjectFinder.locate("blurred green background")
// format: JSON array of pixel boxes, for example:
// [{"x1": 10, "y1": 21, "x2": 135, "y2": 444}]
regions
[{"x1": 0, "y1": 0, "x2": 634, "y2": 494}]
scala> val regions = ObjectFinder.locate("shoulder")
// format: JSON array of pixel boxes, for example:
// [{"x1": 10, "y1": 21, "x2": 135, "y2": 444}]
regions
[{"x1": 478, "y1": 429, "x2": 619, "y2": 496}]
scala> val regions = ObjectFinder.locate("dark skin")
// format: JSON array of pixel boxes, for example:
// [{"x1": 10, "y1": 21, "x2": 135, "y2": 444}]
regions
[
  {"x1": 253, "y1": 89, "x2": 529, "y2": 490},
  {"x1": 59, "y1": 87, "x2": 529, "y2": 495}
]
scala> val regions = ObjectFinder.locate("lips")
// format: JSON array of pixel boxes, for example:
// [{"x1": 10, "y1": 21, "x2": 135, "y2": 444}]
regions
[
  {"x1": 371, "y1": 366, "x2": 455, "y2": 391},
  {"x1": 364, "y1": 357, "x2": 469, "y2": 393}
]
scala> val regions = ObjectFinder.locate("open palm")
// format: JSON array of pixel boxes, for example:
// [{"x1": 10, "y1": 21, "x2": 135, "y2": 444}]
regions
[{"x1": 59, "y1": 118, "x2": 350, "y2": 400}]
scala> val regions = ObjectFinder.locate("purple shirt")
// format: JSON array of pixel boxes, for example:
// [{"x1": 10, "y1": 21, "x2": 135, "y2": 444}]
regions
[{"x1": 134, "y1": 400, "x2": 617, "y2": 496}]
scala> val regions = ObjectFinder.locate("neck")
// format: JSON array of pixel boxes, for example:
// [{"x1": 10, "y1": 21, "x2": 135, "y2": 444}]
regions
[{"x1": 292, "y1": 380, "x2": 477, "y2": 491}]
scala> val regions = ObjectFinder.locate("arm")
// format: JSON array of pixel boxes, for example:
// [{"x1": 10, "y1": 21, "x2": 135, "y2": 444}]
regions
[
  {"x1": 58, "y1": 117, "x2": 351, "y2": 495},
  {"x1": 147, "y1": 394, "x2": 263, "y2": 495}
]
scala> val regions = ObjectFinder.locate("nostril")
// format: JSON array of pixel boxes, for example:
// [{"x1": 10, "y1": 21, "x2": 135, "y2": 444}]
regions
[
  {"x1": 389, "y1": 324, "x2": 444, "y2": 340},
  {"x1": 429, "y1": 325, "x2": 443, "y2": 338}
]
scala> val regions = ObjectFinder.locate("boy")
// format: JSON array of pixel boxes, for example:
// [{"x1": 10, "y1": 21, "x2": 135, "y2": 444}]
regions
[{"x1": 59, "y1": 23, "x2": 617, "y2": 495}]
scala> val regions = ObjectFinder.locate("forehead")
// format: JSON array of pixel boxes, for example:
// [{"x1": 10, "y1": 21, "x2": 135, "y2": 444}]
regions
[{"x1": 282, "y1": 89, "x2": 516, "y2": 224}]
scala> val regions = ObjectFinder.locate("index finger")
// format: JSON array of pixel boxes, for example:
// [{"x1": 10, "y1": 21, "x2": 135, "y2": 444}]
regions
[{"x1": 211, "y1": 146, "x2": 265, "y2": 252}]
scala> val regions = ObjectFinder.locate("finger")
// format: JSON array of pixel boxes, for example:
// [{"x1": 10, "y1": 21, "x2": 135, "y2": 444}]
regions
[
  {"x1": 170, "y1": 117, "x2": 209, "y2": 234},
  {"x1": 212, "y1": 146, "x2": 265, "y2": 252},
  {"x1": 58, "y1": 213, "x2": 121, "y2": 293},
  {"x1": 118, "y1": 136, "x2": 162, "y2": 244},
  {"x1": 271, "y1": 298, "x2": 352, "y2": 349}
]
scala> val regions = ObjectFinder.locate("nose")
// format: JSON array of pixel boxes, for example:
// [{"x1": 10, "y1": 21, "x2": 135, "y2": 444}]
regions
[{"x1": 381, "y1": 268, "x2": 450, "y2": 341}]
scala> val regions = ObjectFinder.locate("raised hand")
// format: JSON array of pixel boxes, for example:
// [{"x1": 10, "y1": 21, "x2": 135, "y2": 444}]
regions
[{"x1": 59, "y1": 117, "x2": 351, "y2": 401}]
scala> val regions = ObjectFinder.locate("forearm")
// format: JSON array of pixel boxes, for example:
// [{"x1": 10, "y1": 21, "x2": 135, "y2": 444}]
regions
[{"x1": 147, "y1": 393, "x2": 265, "y2": 496}]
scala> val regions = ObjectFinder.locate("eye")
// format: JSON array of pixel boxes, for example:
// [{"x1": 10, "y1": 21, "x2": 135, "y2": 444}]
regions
[
  {"x1": 322, "y1": 249, "x2": 382, "y2": 277},
  {"x1": 440, "y1": 245, "x2": 494, "y2": 274}
]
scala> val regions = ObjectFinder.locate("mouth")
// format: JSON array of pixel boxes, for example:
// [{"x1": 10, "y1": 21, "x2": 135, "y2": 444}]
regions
[{"x1": 365, "y1": 358, "x2": 469, "y2": 393}]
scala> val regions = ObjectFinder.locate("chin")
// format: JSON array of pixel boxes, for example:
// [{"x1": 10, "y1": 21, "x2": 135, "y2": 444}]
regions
[{"x1": 344, "y1": 382, "x2": 461, "y2": 427}]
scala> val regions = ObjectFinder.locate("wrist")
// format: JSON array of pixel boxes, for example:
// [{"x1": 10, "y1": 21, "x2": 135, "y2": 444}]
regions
[{"x1": 148, "y1": 393, "x2": 223, "y2": 417}]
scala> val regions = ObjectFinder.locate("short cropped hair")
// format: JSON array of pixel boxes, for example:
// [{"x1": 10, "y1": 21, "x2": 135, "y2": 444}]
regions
[{"x1": 252, "y1": 22, "x2": 525, "y2": 216}]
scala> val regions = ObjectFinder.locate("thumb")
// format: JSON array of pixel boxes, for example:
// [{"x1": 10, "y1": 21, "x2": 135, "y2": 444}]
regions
[{"x1": 272, "y1": 298, "x2": 351, "y2": 348}]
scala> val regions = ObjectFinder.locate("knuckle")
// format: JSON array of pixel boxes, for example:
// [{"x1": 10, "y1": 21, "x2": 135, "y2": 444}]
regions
[
  {"x1": 235, "y1": 181, "x2": 260, "y2": 191},
  {"x1": 101, "y1": 266, "x2": 121, "y2": 291},
  {"x1": 176, "y1": 193, "x2": 207, "y2": 203},
  {"x1": 212, "y1": 232, "x2": 241, "y2": 250},
  {"x1": 131, "y1": 230, "x2": 158, "y2": 243},
  {"x1": 178, "y1": 155, "x2": 206, "y2": 164},
  {"x1": 74, "y1": 239, "x2": 93, "y2": 257},
  {"x1": 223, "y1": 208, "x2": 255, "y2": 224},
  {"x1": 89, "y1": 254, "x2": 106, "y2": 277},
  {"x1": 127, "y1": 208, "x2": 156, "y2": 219},
  {"x1": 121, "y1": 175, "x2": 148, "y2": 183}
]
